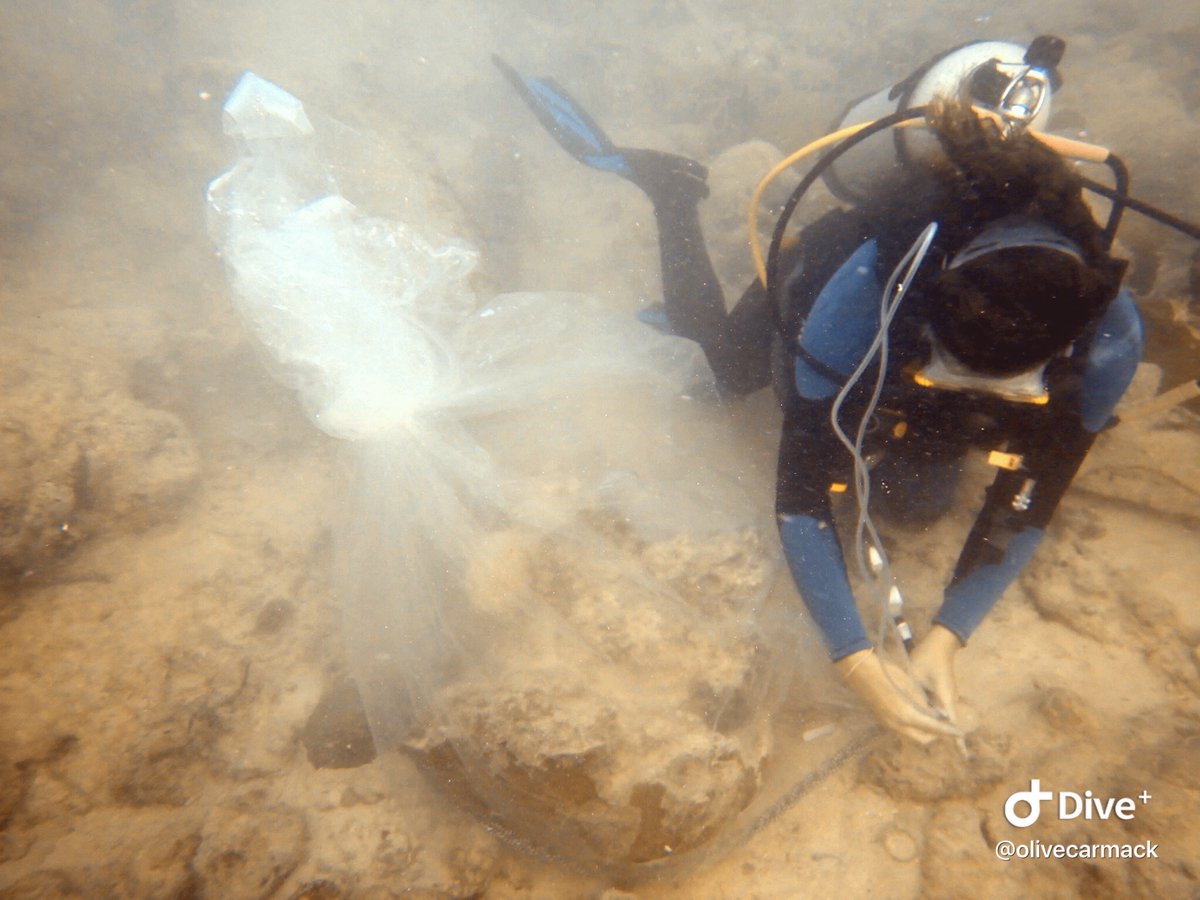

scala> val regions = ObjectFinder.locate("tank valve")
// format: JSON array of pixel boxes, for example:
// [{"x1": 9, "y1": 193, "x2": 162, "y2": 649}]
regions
[{"x1": 997, "y1": 66, "x2": 1050, "y2": 134}]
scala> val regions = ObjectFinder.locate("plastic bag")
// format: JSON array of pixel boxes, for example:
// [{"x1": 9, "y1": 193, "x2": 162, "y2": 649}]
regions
[{"x1": 207, "y1": 73, "x2": 795, "y2": 870}]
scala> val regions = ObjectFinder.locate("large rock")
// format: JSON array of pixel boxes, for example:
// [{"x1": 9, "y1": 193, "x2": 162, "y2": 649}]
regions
[{"x1": 409, "y1": 511, "x2": 781, "y2": 868}]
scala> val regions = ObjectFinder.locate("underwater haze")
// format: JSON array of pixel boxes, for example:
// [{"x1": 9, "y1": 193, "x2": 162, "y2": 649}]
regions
[{"x1": 2, "y1": 0, "x2": 1199, "y2": 897}]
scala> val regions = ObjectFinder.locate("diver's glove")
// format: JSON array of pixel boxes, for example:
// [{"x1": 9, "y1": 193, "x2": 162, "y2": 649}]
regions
[
  {"x1": 836, "y1": 648, "x2": 964, "y2": 745},
  {"x1": 909, "y1": 624, "x2": 963, "y2": 722}
]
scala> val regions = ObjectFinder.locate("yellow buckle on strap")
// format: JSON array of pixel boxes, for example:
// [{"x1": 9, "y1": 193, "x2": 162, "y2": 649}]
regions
[{"x1": 987, "y1": 450, "x2": 1024, "y2": 471}]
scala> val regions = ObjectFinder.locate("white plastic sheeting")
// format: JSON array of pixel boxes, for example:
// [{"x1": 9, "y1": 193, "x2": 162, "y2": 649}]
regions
[{"x1": 207, "y1": 73, "x2": 793, "y2": 868}]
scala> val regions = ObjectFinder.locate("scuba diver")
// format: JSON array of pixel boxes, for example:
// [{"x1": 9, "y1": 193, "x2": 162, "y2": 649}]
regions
[{"x1": 497, "y1": 38, "x2": 1149, "y2": 744}]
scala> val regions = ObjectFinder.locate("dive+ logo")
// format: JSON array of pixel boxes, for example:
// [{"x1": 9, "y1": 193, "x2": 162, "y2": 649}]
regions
[{"x1": 1003, "y1": 779, "x2": 1152, "y2": 828}]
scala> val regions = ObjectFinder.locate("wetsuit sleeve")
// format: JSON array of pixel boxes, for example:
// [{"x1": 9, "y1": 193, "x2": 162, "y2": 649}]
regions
[
  {"x1": 775, "y1": 240, "x2": 883, "y2": 660},
  {"x1": 935, "y1": 289, "x2": 1144, "y2": 641},
  {"x1": 778, "y1": 511, "x2": 869, "y2": 659}
]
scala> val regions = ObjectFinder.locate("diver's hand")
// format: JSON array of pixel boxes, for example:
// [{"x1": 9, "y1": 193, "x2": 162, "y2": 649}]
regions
[
  {"x1": 836, "y1": 648, "x2": 964, "y2": 745},
  {"x1": 909, "y1": 624, "x2": 963, "y2": 722}
]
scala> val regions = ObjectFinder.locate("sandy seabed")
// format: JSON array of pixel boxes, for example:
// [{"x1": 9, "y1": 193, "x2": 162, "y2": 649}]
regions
[{"x1": 2, "y1": 1, "x2": 1199, "y2": 897}]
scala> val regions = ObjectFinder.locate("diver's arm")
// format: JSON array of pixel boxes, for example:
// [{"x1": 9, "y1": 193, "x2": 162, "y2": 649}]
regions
[
  {"x1": 934, "y1": 290, "x2": 1144, "y2": 641},
  {"x1": 774, "y1": 247, "x2": 973, "y2": 741},
  {"x1": 772, "y1": 237, "x2": 897, "y2": 659},
  {"x1": 775, "y1": 394, "x2": 871, "y2": 660},
  {"x1": 776, "y1": 398, "x2": 963, "y2": 743},
  {"x1": 933, "y1": 443, "x2": 1073, "y2": 642}
]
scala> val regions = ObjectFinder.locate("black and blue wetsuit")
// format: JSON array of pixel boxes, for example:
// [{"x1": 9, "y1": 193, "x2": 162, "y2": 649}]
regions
[
  {"x1": 496, "y1": 56, "x2": 1155, "y2": 660},
  {"x1": 650, "y1": 187, "x2": 1143, "y2": 660}
]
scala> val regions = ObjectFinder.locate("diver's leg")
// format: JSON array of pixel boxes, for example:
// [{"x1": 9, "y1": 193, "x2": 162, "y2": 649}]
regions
[
  {"x1": 652, "y1": 190, "x2": 726, "y2": 343},
  {"x1": 629, "y1": 150, "x2": 773, "y2": 396},
  {"x1": 495, "y1": 62, "x2": 772, "y2": 394},
  {"x1": 623, "y1": 150, "x2": 723, "y2": 341},
  {"x1": 708, "y1": 278, "x2": 776, "y2": 396}
]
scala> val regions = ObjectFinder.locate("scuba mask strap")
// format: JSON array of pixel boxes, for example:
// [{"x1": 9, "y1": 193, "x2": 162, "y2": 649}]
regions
[{"x1": 946, "y1": 217, "x2": 1084, "y2": 271}]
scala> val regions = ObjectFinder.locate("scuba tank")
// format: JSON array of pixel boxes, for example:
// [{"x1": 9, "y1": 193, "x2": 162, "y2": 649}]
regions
[{"x1": 823, "y1": 36, "x2": 1065, "y2": 204}]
